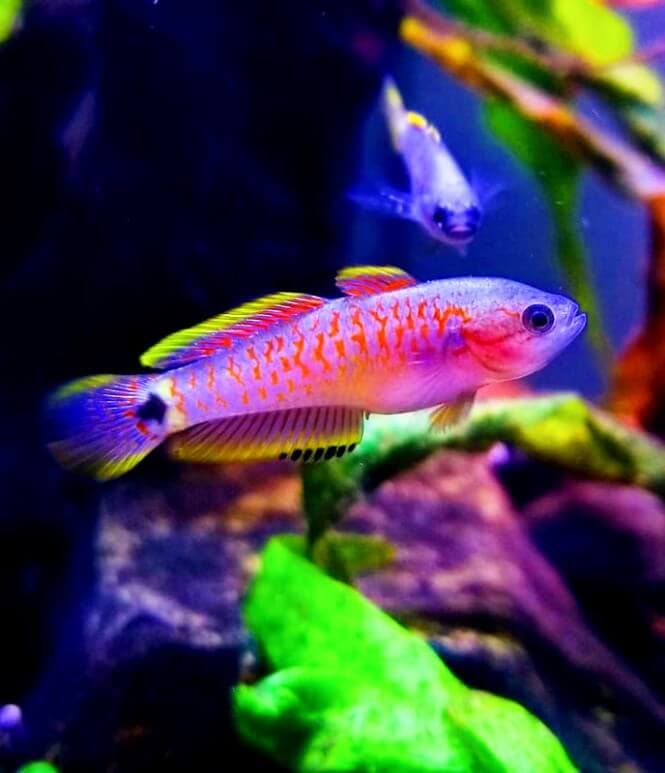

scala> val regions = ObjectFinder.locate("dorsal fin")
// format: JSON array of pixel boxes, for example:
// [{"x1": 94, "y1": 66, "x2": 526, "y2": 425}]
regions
[
  {"x1": 140, "y1": 292, "x2": 325, "y2": 370},
  {"x1": 335, "y1": 265, "x2": 418, "y2": 297},
  {"x1": 406, "y1": 110, "x2": 441, "y2": 143}
]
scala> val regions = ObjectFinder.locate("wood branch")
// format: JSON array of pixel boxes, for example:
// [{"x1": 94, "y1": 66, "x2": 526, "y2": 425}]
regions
[{"x1": 400, "y1": 16, "x2": 665, "y2": 199}]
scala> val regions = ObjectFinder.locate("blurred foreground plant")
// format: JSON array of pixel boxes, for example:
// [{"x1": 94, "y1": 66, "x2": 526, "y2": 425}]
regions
[
  {"x1": 400, "y1": 0, "x2": 665, "y2": 432},
  {"x1": 234, "y1": 538, "x2": 577, "y2": 772},
  {"x1": 0, "y1": 0, "x2": 22, "y2": 43}
]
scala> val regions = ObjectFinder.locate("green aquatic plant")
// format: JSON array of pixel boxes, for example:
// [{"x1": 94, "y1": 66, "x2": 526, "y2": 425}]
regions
[
  {"x1": 440, "y1": 393, "x2": 665, "y2": 492},
  {"x1": 301, "y1": 395, "x2": 665, "y2": 550},
  {"x1": 234, "y1": 538, "x2": 577, "y2": 772}
]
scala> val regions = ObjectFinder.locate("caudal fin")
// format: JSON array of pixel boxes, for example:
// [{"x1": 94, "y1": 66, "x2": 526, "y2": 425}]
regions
[{"x1": 45, "y1": 373, "x2": 167, "y2": 480}]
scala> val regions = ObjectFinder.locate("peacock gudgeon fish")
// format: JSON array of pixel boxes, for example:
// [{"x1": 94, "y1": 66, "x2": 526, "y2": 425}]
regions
[{"x1": 46, "y1": 265, "x2": 586, "y2": 480}]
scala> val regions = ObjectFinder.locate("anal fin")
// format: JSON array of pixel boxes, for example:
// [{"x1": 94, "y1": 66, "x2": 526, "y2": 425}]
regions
[
  {"x1": 429, "y1": 392, "x2": 475, "y2": 431},
  {"x1": 167, "y1": 406, "x2": 364, "y2": 463}
]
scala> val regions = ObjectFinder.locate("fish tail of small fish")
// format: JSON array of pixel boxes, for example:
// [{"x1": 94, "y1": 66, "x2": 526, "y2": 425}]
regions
[
  {"x1": 382, "y1": 76, "x2": 407, "y2": 151},
  {"x1": 45, "y1": 373, "x2": 167, "y2": 481}
]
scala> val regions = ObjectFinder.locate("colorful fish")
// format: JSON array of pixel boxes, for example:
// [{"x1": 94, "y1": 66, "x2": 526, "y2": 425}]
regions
[
  {"x1": 350, "y1": 78, "x2": 482, "y2": 247},
  {"x1": 46, "y1": 265, "x2": 586, "y2": 480}
]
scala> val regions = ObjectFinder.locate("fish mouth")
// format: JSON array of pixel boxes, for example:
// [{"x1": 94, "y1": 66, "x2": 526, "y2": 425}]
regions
[{"x1": 445, "y1": 225, "x2": 476, "y2": 243}]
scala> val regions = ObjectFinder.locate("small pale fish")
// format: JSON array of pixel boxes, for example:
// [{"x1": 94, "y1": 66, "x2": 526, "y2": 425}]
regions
[
  {"x1": 351, "y1": 78, "x2": 482, "y2": 248},
  {"x1": 46, "y1": 265, "x2": 586, "y2": 480}
]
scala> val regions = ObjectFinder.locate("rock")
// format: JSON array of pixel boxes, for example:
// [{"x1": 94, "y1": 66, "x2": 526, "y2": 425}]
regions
[
  {"x1": 11, "y1": 448, "x2": 665, "y2": 771},
  {"x1": 345, "y1": 450, "x2": 665, "y2": 771},
  {"x1": 33, "y1": 463, "x2": 301, "y2": 772}
]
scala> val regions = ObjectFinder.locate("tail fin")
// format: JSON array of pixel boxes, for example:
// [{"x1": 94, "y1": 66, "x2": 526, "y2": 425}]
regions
[
  {"x1": 381, "y1": 76, "x2": 407, "y2": 151},
  {"x1": 45, "y1": 373, "x2": 166, "y2": 480}
]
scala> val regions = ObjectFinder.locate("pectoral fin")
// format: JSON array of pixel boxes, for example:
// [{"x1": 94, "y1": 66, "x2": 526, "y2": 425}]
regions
[
  {"x1": 429, "y1": 392, "x2": 476, "y2": 431},
  {"x1": 347, "y1": 187, "x2": 415, "y2": 222}
]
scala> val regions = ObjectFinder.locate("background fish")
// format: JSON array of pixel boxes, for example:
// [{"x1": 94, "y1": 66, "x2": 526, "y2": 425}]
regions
[
  {"x1": 350, "y1": 78, "x2": 483, "y2": 248},
  {"x1": 46, "y1": 265, "x2": 586, "y2": 480}
]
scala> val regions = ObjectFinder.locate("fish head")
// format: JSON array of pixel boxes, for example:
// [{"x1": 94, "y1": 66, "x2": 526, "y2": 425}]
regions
[
  {"x1": 428, "y1": 202, "x2": 481, "y2": 246},
  {"x1": 454, "y1": 279, "x2": 587, "y2": 381}
]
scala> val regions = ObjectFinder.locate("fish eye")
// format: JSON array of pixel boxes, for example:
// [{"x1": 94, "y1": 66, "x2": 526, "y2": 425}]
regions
[
  {"x1": 522, "y1": 304, "x2": 555, "y2": 333},
  {"x1": 432, "y1": 206, "x2": 452, "y2": 231}
]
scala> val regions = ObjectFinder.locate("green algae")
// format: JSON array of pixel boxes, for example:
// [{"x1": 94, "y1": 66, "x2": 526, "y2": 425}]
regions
[
  {"x1": 441, "y1": 394, "x2": 665, "y2": 494},
  {"x1": 301, "y1": 395, "x2": 665, "y2": 552},
  {"x1": 234, "y1": 538, "x2": 577, "y2": 772}
]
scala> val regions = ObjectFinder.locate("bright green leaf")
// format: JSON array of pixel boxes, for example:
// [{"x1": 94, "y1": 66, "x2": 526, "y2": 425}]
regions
[
  {"x1": 597, "y1": 63, "x2": 663, "y2": 107},
  {"x1": 0, "y1": 0, "x2": 23, "y2": 43},
  {"x1": 17, "y1": 764, "x2": 60, "y2": 773},
  {"x1": 234, "y1": 539, "x2": 577, "y2": 772},
  {"x1": 443, "y1": 0, "x2": 632, "y2": 64}
]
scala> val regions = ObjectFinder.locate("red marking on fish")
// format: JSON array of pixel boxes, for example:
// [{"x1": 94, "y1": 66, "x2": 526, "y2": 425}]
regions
[
  {"x1": 405, "y1": 299, "x2": 415, "y2": 331},
  {"x1": 247, "y1": 346, "x2": 262, "y2": 381},
  {"x1": 350, "y1": 307, "x2": 369, "y2": 358},
  {"x1": 313, "y1": 332, "x2": 332, "y2": 372},
  {"x1": 226, "y1": 356, "x2": 244, "y2": 386},
  {"x1": 369, "y1": 304, "x2": 389, "y2": 354},
  {"x1": 328, "y1": 311, "x2": 341, "y2": 337},
  {"x1": 293, "y1": 332, "x2": 310, "y2": 378}
]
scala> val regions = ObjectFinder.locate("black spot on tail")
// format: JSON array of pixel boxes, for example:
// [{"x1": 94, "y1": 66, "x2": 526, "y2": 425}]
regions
[{"x1": 137, "y1": 393, "x2": 167, "y2": 424}]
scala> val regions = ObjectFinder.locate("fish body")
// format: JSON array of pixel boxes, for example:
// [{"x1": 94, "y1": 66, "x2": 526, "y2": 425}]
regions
[
  {"x1": 351, "y1": 79, "x2": 482, "y2": 247},
  {"x1": 46, "y1": 265, "x2": 586, "y2": 479}
]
